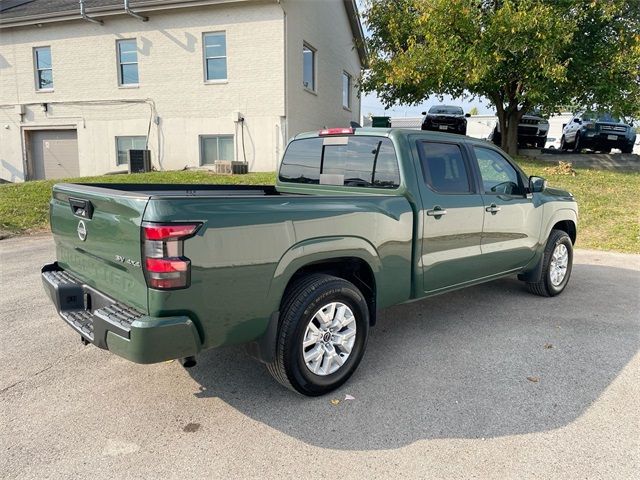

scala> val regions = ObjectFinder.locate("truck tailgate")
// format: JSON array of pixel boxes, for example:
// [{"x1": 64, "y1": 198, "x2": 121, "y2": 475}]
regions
[{"x1": 50, "y1": 184, "x2": 149, "y2": 313}]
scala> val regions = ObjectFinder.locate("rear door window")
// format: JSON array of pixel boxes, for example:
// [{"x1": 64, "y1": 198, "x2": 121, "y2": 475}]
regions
[
  {"x1": 416, "y1": 141, "x2": 472, "y2": 194},
  {"x1": 279, "y1": 136, "x2": 401, "y2": 188}
]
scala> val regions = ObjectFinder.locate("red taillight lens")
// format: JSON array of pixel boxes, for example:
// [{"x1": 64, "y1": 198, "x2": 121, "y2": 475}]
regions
[
  {"x1": 146, "y1": 257, "x2": 190, "y2": 273},
  {"x1": 143, "y1": 224, "x2": 199, "y2": 241},
  {"x1": 142, "y1": 222, "x2": 200, "y2": 290}
]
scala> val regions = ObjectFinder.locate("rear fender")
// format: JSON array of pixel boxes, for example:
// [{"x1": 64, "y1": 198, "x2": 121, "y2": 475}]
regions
[
  {"x1": 269, "y1": 236, "x2": 382, "y2": 311},
  {"x1": 246, "y1": 237, "x2": 381, "y2": 364}
]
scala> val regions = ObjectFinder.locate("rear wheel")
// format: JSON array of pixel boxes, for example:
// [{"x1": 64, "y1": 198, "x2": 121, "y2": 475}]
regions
[
  {"x1": 601, "y1": 147, "x2": 611, "y2": 154},
  {"x1": 266, "y1": 274, "x2": 369, "y2": 396},
  {"x1": 527, "y1": 229, "x2": 573, "y2": 297},
  {"x1": 621, "y1": 144, "x2": 633, "y2": 154}
]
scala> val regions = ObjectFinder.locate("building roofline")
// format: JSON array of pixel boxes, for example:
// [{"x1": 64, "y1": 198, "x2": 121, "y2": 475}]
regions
[
  {"x1": 0, "y1": 0, "x2": 259, "y2": 28},
  {"x1": 342, "y1": 0, "x2": 368, "y2": 68}
]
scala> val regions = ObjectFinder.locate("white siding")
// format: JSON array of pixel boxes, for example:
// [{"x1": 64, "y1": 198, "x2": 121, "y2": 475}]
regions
[
  {"x1": 282, "y1": 0, "x2": 362, "y2": 141},
  {"x1": 0, "y1": 2, "x2": 285, "y2": 180}
]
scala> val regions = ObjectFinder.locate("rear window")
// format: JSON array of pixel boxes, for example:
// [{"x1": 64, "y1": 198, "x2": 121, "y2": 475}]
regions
[
  {"x1": 279, "y1": 136, "x2": 401, "y2": 189},
  {"x1": 428, "y1": 105, "x2": 463, "y2": 115}
]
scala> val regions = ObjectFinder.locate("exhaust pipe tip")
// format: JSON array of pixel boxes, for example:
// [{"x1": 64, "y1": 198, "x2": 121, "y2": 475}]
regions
[{"x1": 180, "y1": 356, "x2": 197, "y2": 368}]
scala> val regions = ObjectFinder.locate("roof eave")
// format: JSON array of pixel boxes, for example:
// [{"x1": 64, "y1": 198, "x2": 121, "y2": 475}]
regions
[
  {"x1": 342, "y1": 0, "x2": 368, "y2": 68},
  {"x1": 0, "y1": 0, "x2": 257, "y2": 29}
]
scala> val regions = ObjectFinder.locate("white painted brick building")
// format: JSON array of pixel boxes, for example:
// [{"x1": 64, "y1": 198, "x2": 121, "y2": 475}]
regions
[{"x1": 0, "y1": 0, "x2": 365, "y2": 181}]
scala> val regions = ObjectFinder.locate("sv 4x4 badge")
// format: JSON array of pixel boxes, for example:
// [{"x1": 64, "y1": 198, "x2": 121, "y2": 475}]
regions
[{"x1": 115, "y1": 255, "x2": 141, "y2": 268}]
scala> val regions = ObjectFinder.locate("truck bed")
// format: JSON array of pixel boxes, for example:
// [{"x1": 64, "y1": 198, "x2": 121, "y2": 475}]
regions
[{"x1": 68, "y1": 183, "x2": 291, "y2": 198}]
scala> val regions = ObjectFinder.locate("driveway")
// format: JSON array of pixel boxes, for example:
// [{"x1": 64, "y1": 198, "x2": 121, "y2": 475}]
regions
[{"x1": 1, "y1": 235, "x2": 638, "y2": 479}]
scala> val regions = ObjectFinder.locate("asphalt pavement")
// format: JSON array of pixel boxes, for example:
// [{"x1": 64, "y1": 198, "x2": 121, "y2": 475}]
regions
[{"x1": 1, "y1": 234, "x2": 638, "y2": 479}]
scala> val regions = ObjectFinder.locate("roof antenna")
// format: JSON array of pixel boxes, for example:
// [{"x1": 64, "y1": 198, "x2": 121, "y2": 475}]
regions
[
  {"x1": 124, "y1": 0, "x2": 148, "y2": 22},
  {"x1": 79, "y1": 0, "x2": 103, "y2": 25}
]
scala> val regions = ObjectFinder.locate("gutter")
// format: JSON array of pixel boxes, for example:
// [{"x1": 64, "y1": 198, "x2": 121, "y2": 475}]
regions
[{"x1": 0, "y1": 0, "x2": 254, "y2": 29}]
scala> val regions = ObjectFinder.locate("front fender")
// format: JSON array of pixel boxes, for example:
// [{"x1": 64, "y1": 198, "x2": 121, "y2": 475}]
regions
[
  {"x1": 266, "y1": 236, "x2": 382, "y2": 313},
  {"x1": 541, "y1": 207, "x2": 578, "y2": 244}
]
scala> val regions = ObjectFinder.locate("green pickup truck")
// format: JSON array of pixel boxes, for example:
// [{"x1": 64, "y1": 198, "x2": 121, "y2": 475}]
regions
[{"x1": 42, "y1": 127, "x2": 578, "y2": 396}]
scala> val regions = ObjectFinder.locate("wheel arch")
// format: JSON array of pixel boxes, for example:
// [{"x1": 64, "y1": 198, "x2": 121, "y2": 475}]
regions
[{"x1": 246, "y1": 237, "x2": 382, "y2": 365}]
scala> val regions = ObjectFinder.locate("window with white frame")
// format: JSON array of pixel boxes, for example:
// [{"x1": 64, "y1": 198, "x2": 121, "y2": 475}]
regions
[
  {"x1": 200, "y1": 135, "x2": 234, "y2": 165},
  {"x1": 342, "y1": 71, "x2": 351, "y2": 109},
  {"x1": 117, "y1": 39, "x2": 139, "y2": 85},
  {"x1": 303, "y1": 43, "x2": 316, "y2": 91},
  {"x1": 203, "y1": 32, "x2": 227, "y2": 81},
  {"x1": 34, "y1": 46, "x2": 53, "y2": 90},
  {"x1": 116, "y1": 136, "x2": 147, "y2": 165}
]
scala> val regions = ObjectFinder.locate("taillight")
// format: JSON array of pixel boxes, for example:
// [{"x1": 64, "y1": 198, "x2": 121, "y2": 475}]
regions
[{"x1": 142, "y1": 222, "x2": 201, "y2": 289}]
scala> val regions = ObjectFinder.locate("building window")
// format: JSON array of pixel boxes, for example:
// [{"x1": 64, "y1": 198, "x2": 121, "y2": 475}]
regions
[
  {"x1": 342, "y1": 72, "x2": 351, "y2": 109},
  {"x1": 203, "y1": 32, "x2": 227, "y2": 81},
  {"x1": 34, "y1": 46, "x2": 53, "y2": 90},
  {"x1": 116, "y1": 136, "x2": 147, "y2": 165},
  {"x1": 200, "y1": 135, "x2": 234, "y2": 165},
  {"x1": 303, "y1": 43, "x2": 316, "y2": 91},
  {"x1": 117, "y1": 39, "x2": 139, "y2": 85}
]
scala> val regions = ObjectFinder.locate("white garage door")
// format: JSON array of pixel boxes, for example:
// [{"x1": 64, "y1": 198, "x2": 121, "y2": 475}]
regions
[{"x1": 30, "y1": 130, "x2": 79, "y2": 180}]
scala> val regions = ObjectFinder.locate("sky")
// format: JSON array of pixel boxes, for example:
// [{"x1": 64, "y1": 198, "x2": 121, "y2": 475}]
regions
[{"x1": 357, "y1": 2, "x2": 496, "y2": 118}]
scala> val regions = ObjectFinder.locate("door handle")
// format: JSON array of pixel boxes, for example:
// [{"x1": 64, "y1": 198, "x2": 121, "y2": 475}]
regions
[
  {"x1": 426, "y1": 207, "x2": 447, "y2": 217},
  {"x1": 486, "y1": 204, "x2": 501, "y2": 214}
]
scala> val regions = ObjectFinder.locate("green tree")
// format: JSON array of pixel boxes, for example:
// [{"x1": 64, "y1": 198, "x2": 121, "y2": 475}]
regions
[
  {"x1": 469, "y1": 106, "x2": 479, "y2": 116},
  {"x1": 362, "y1": 0, "x2": 640, "y2": 155}
]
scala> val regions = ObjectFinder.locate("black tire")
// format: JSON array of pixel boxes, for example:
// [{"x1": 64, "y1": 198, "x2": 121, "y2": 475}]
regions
[
  {"x1": 573, "y1": 133, "x2": 582, "y2": 153},
  {"x1": 601, "y1": 147, "x2": 611, "y2": 154},
  {"x1": 527, "y1": 229, "x2": 573, "y2": 297},
  {"x1": 266, "y1": 274, "x2": 370, "y2": 396},
  {"x1": 560, "y1": 135, "x2": 567, "y2": 151},
  {"x1": 621, "y1": 144, "x2": 633, "y2": 154},
  {"x1": 491, "y1": 128, "x2": 501, "y2": 146},
  {"x1": 536, "y1": 139, "x2": 546, "y2": 149}
]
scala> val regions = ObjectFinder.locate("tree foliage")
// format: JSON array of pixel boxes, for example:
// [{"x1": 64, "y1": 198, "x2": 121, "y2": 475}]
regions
[{"x1": 362, "y1": 0, "x2": 640, "y2": 154}]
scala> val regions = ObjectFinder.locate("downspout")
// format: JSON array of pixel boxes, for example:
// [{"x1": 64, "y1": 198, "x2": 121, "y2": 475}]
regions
[
  {"x1": 124, "y1": 0, "x2": 148, "y2": 22},
  {"x1": 278, "y1": 0, "x2": 288, "y2": 168},
  {"x1": 79, "y1": 0, "x2": 103, "y2": 25}
]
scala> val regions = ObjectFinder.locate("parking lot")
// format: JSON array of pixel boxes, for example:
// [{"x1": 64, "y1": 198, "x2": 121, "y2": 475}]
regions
[{"x1": 1, "y1": 234, "x2": 638, "y2": 479}]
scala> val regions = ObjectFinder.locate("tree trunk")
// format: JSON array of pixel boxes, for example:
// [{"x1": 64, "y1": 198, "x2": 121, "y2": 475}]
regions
[{"x1": 500, "y1": 108, "x2": 521, "y2": 156}]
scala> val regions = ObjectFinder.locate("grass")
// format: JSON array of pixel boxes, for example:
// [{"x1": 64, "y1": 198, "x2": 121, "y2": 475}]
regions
[
  {"x1": 1, "y1": 160, "x2": 638, "y2": 253},
  {"x1": 514, "y1": 156, "x2": 640, "y2": 253},
  {"x1": 0, "y1": 171, "x2": 275, "y2": 235}
]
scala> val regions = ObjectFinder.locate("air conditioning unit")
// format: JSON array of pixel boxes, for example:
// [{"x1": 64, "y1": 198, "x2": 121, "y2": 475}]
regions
[{"x1": 128, "y1": 149, "x2": 151, "y2": 173}]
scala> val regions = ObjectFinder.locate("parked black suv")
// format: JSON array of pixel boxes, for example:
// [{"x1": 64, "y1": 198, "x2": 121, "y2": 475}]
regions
[
  {"x1": 490, "y1": 111, "x2": 549, "y2": 148},
  {"x1": 560, "y1": 112, "x2": 636, "y2": 153},
  {"x1": 421, "y1": 105, "x2": 470, "y2": 135}
]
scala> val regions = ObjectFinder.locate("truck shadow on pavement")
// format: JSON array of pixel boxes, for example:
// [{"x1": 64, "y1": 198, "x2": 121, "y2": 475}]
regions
[{"x1": 187, "y1": 263, "x2": 639, "y2": 450}]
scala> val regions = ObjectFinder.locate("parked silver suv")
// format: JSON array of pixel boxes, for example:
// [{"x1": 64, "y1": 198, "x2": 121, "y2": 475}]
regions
[{"x1": 560, "y1": 112, "x2": 636, "y2": 153}]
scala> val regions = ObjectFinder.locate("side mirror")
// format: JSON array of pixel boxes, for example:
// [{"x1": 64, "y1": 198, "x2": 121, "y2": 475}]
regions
[
  {"x1": 573, "y1": 118, "x2": 581, "y2": 124},
  {"x1": 465, "y1": 113, "x2": 471, "y2": 118},
  {"x1": 529, "y1": 176, "x2": 547, "y2": 193},
  {"x1": 421, "y1": 111, "x2": 427, "y2": 115}
]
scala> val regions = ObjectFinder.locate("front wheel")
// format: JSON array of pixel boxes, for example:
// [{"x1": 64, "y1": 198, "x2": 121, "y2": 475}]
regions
[
  {"x1": 527, "y1": 229, "x2": 574, "y2": 297},
  {"x1": 266, "y1": 274, "x2": 369, "y2": 396},
  {"x1": 560, "y1": 135, "x2": 568, "y2": 151},
  {"x1": 621, "y1": 144, "x2": 634, "y2": 154},
  {"x1": 573, "y1": 133, "x2": 582, "y2": 153}
]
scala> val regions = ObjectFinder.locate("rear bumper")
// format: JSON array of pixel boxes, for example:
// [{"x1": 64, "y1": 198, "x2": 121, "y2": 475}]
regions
[{"x1": 41, "y1": 262, "x2": 201, "y2": 364}]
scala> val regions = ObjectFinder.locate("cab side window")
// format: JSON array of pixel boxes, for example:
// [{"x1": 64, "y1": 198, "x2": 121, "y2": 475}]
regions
[
  {"x1": 417, "y1": 141, "x2": 471, "y2": 194},
  {"x1": 473, "y1": 147, "x2": 522, "y2": 195}
]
